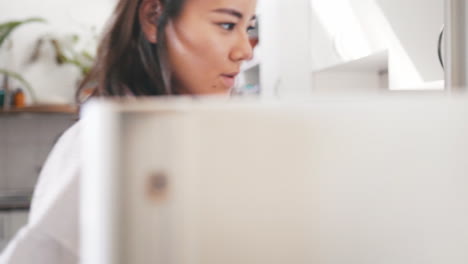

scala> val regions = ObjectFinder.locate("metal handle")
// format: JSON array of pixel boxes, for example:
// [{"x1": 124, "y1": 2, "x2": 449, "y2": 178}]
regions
[{"x1": 438, "y1": 25, "x2": 445, "y2": 70}]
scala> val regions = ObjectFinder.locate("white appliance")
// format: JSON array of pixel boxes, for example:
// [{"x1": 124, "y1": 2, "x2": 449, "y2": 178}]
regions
[{"x1": 81, "y1": 95, "x2": 468, "y2": 264}]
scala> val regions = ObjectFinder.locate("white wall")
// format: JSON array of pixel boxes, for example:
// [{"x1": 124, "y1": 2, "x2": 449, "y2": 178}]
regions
[
  {"x1": 374, "y1": 0, "x2": 443, "y2": 84},
  {"x1": 258, "y1": 0, "x2": 312, "y2": 99},
  {"x1": 310, "y1": 0, "x2": 444, "y2": 91},
  {"x1": 0, "y1": 0, "x2": 116, "y2": 104},
  {"x1": 257, "y1": 0, "x2": 281, "y2": 98}
]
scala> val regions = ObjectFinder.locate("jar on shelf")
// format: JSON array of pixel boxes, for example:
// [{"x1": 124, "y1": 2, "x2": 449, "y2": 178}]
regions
[{"x1": 13, "y1": 89, "x2": 25, "y2": 108}]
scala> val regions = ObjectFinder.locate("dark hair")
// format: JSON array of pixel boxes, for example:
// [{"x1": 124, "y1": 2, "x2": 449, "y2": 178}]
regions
[{"x1": 77, "y1": 0, "x2": 186, "y2": 102}]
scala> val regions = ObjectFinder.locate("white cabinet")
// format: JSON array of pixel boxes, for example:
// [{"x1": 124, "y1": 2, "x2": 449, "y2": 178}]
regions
[
  {"x1": 312, "y1": 51, "x2": 389, "y2": 94},
  {"x1": 0, "y1": 112, "x2": 75, "y2": 252},
  {"x1": 0, "y1": 113, "x2": 75, "y2": 193},
  {"x1": 0, "y1": 211, "x2": 28, "y2": 251}
]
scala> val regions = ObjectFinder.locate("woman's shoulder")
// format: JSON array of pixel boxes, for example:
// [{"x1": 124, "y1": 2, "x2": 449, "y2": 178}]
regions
[
  {"x1": 47, "y1": 122, "x2": 81, "y2": 158},
  {"x1": 29, "y1": 122, "x2": 82, "y2": 223}
]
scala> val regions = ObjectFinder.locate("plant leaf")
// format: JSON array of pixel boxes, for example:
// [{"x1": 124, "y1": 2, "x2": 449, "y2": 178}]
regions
[{"x1": 0, "y1": 18, "x2": 46, "y2": 49}]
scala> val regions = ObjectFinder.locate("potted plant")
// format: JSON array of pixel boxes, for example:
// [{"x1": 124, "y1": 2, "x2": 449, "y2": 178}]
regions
[
  {"x1": 0, "y1": 18, "x2": 97, "y2": 108},
  {"x1": 0, "y1": 17, "x2": 46, "y2": 108}
]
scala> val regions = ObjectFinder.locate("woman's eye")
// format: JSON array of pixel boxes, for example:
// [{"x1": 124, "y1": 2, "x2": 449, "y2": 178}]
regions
[
  {"x1": 247, "y1": 26, "x2": 256, "y2": 34},
  {"x1": 219, "y1": 23, "x2": 236, "y2": 31}
]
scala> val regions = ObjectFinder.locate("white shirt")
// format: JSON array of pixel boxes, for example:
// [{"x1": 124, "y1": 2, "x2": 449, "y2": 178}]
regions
[{"x1": 0, "y1": 123, "x2": 81, "y2": 264}]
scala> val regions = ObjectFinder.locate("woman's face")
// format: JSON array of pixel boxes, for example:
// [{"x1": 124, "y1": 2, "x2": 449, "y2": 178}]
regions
[{"x1": 164, "y1": 0, "x2": 257, "y2": 95}]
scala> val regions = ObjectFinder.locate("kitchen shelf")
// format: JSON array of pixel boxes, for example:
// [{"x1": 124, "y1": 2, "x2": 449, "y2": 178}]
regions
[{"x1": 0, "y1": 104, "x2": 78, "y2": 115}]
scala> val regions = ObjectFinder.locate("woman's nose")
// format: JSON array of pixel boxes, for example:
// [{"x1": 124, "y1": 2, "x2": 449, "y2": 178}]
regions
[{"x1": 229, "y1": 32, "x2": 254, "y2": 62}]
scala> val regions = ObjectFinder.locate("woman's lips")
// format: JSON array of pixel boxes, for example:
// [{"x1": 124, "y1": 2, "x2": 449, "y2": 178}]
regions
[{"x1": 221, "y1": 73, "x2": 238, "y2": 88}]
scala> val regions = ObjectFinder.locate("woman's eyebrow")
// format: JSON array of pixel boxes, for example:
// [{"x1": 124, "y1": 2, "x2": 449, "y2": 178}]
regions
[{"x1": 212, "y1": 8, "x2": 256, "y2": 20}]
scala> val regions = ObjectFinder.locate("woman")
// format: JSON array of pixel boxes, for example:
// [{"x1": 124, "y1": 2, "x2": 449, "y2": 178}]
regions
[{"x1": 0, "y1": 0, "x2": 256, "y2": 263}]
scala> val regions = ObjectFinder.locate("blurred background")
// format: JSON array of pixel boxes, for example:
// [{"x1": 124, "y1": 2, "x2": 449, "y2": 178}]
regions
[{"x1": 0, "y1": 0, "x2": 451, "y2": 251}]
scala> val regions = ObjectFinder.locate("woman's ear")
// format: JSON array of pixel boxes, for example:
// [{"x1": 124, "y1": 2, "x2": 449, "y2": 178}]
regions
[{"x1": 139, "y1": 0, "x2": 163, "y2": 44}]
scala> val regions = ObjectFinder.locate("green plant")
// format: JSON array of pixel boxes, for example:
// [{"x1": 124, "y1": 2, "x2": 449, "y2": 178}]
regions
[
  {"x1": 0, "y1": 18, "x2": 46, "y2": 48},
  {"x1": 25, "y1": 29, "x2": 97, "y2": 94},
  {"x1": 49, "y1": 34, "x2": 95, "y2": 76},
  {"x1": 0, "y1": 69, "x2": 35, "y2": 99},
  {"x1": 0, "y1": 17, "x2": 46, "y2": 103}
]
